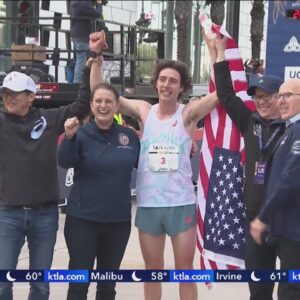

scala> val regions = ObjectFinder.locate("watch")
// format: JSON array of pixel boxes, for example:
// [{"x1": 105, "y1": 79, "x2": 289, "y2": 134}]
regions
[{"x1": 89, "y1": 51, "x2": 102, "y2": 58}]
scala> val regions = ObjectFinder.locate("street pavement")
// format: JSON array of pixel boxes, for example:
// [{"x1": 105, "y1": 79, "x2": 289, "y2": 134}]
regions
[{"x1": 14, "y1": 202, "x2": 278, "y2": 299}]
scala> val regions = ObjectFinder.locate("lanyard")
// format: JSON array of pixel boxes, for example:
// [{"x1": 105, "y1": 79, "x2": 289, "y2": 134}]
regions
[
  {"x1": 257, "y1": 124, "x2": 281, "y2": 161},
  {"x1": 114, "y1": 113, "x2": 123, "y2": 125}
]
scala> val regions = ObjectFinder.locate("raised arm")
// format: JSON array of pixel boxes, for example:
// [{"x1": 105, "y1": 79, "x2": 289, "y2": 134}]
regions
[
  {"x1": 119, "y1": 96, "x2": 152, "y2": 131},
  {"x1": 88, "y1": 30, "x2": 108, "y2": 91},
  {"x1": 204, "y1": 34, "x2": 218, "y2": 84},
  {"x1": 88, "y1": 31, "x2": 151, "y2": 130},
  {"x1": 213, "y1": 37, "x2": 252, "y2": 133},
  {"x1": 183, "y1": 91, "x2": 219, "y2": 135},
  {"x1": 58, "y1": 117, "x2": 81, "y2": 169}
]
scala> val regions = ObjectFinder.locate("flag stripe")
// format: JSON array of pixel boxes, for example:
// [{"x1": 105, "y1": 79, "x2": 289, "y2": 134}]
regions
[
  {"x1": 230, "y1": 123, "x2": 242, "y2": 150},
  {"x1": 236, "y1": 90, "x2": 250, "y2": 101},
  {"x1": 228, "y1": 60, "x2": 245, "y2": 71},
  {"x1": 234, "y1": 80, "x2": 249, "y2": 93},
  {"x1": 215, "y1": 107, "x2": 226, "y2": 147},
  {"x1": 203, "y1": 114, "x2": 216, "y2": 156},
  {"x1": 226, "y1": 38, "x2": 240, "y2": 49},
  {"x1": 230, "y1": 71, "x2": 247, "y2": 82},
  {"x1": 224, "y1": 48, "x2": 241, "y2": 60}
]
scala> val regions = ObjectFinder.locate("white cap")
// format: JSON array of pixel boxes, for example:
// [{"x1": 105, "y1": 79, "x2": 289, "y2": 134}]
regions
[{"x1": 0, "y1": 71, "x2": 36, "y2": 94}]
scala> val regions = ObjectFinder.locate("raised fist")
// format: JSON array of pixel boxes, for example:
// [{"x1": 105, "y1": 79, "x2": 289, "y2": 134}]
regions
[
  {"x1": 89, "y1": 30, "x2": 108, "y2": 53},
  {"x1": 64, "y1": 117, "x2": 80, "y2": 140}
]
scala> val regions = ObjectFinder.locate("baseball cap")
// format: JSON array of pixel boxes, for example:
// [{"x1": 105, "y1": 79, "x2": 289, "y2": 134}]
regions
[
  {"x1": 247, "y1": 74, "x2": 283, "y2": 96},
  {"x1": 0, "y1": 71, "x2": 36, "y2": 94}
]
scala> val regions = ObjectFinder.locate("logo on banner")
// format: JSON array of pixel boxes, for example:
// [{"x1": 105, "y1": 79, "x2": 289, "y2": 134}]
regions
[{"x1": 283, "y1": 36, "x2": 300, "y2": 52}]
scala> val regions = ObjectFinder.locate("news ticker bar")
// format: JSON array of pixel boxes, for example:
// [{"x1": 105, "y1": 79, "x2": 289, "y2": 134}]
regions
[{"x1": 2, "y1": 270, "x2": 300, "y2": 283}]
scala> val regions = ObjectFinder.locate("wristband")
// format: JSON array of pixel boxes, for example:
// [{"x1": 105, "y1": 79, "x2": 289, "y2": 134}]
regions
[{"x1": 89, "y1": 51, "x2": 102, "y2": 59}]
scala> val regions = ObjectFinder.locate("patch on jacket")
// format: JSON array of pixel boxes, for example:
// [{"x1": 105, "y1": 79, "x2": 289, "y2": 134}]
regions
[
  {"x1": 291, "y1": 140, "x2": 300, "y2": 155},
  {"x1": 31, "y1": 116, "x2": 47, "y2": 139},
  {"x1": 253, "y1": 124, "x2": 261, "y2": 136},
  {"x1": 65, "y1": 168, "x2": 74, "y2": 187},
  {"x1": 118, "y1": 133, "x2": 129, "y2": 145}
]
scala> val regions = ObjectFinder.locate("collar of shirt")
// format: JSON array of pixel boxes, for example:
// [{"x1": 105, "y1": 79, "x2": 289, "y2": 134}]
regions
[{"x1": 286, "y1": 113, "x2": 300, "y2": 127}]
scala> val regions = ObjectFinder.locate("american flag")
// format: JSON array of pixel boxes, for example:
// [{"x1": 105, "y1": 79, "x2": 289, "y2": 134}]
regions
[
  {"x1": 202, "y1": 147, "x2": 245, "y2": 266},
  {"x1": 197, "y1": 21, "x2": 255, "y2": 270}
]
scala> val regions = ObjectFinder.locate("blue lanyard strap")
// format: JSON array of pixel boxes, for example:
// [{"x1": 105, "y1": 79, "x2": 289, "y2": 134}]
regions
[{"x1": 258, "y1": 124, "x2": 281, "y2": 161}]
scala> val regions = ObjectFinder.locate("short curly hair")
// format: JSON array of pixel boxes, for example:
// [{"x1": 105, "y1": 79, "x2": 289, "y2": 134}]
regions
[{"x1": 151, "y1": 60, "x2": 192, "y2": 100}]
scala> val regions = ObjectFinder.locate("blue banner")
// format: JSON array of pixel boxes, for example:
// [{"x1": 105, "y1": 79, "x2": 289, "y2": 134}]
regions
[
  {"x1": 45, "y1": 270, "x2": 89, "y2": 283},
  {"x1": 170, "y1": 270, "x2": 213, "y2": 282},
  {"x1": 289, "y1": 270, "x2": 300, "y2": 282},
  {"x1": 266, "y1": 1, "x2": 300, "y2": 80}
]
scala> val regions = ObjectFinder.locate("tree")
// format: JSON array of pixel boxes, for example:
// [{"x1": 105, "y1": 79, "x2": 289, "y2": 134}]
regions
[
  {"x1": 250, "y1": 0, "x2": 265, "y2": 63},
  {"x1": 175, "y1": 0, "x2": 191, "y2": 67},
  {"x1": 206, "y1": 0, "x2": 226, "y2": 25}
]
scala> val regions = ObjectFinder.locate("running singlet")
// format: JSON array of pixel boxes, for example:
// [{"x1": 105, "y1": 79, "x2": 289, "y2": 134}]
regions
[{"x1": 136, "y1": 104, "x2": 196, "y2": 207}]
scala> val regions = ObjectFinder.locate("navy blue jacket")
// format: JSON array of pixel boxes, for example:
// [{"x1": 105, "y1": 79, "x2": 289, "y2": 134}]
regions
[
  {"x1": 70, "y1": 0, "x2": 103, "y2": 43},
  {"x1": 58, "y1": 119, "x2": 140, "y2": 223},
  {"x1": 259, "y1": 118, "x2": 300, "y2": 242}
]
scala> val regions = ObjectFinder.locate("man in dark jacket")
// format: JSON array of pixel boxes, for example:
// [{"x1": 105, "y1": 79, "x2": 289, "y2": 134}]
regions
[
  {"x1": 251, "y1": 78, "x2": 300, "y2": 300},
  {"x1": 0, "y1": 33, "x2": 105, "y2": 300},
  {"x1": 70, "y1": 0, "x2": 107, "y2": 83},
  {"x1": 206, "y1": 36, "x2": 285, "y2": 300}
]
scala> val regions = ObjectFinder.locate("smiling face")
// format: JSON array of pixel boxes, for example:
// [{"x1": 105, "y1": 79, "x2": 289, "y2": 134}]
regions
[
  {"x1": 90, "y1": 88, "x2": 119, "y2": 129},
  {"x1": 278, "y1": 79, "x2": 300, "y2": 121},
  {"x1": 2, "y1": 89, "x2": 35, "y2": 116},
  {"x1": 155, "y1": 68, "x2": 183, "y2": 103},
  {"x1": 253, "y1": 87, "x2": 280, "y2": 120}
]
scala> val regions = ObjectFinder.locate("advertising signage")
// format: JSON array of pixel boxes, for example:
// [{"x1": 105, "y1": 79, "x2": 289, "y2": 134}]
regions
[{"x1": 265, "y1": 1, "x2": 300, "y2": 80}]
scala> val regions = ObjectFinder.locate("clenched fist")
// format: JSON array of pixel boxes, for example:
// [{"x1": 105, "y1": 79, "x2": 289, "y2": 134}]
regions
[
  {"x1": 64, "y1": 117, "x2": 80, "y2": 140},
  {"x1": 89, "y1": 30, "x2": 108, "y2": 53}
]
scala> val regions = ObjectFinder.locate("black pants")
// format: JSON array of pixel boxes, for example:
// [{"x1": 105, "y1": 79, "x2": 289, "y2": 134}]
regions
[
  {"x1": 270, "y1": 236, "x2": 300, "y2": 300},
  {"x1": 245, "y1": 225, "x2": 277, "y2": 300},
  {"x1": 64, "y1": 215, "x2": 131, "y2": 300}
]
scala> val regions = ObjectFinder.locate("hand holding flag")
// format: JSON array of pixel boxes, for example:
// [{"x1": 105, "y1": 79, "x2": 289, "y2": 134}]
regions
[{"x1": 196, "y1": 12, "x2": 253, "y2": 272}]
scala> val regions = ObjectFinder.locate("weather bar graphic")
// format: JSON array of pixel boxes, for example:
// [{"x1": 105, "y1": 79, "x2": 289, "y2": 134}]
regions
[{"x1": 0, "y1": 270, "x2": 296, "y2": 282}]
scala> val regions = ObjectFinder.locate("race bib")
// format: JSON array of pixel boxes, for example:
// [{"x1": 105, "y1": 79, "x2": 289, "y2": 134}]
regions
[{"x1": 148, "y1": 144, "x2": 179, "y2": 172}]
